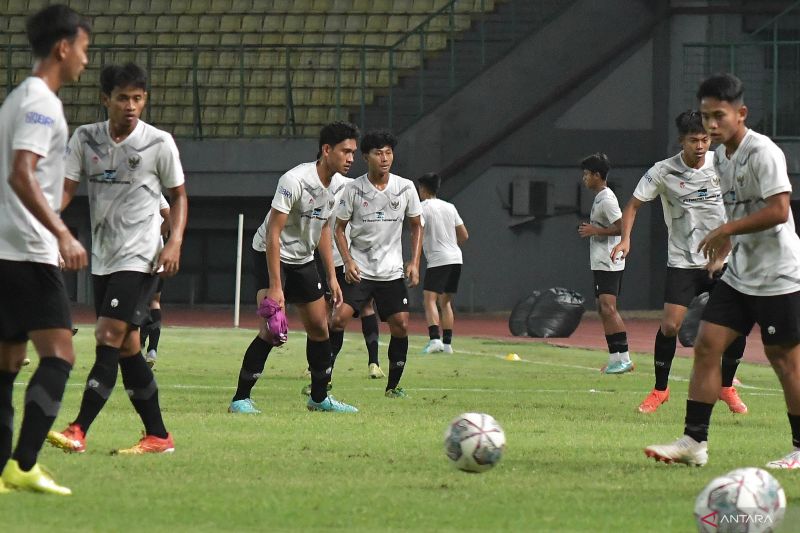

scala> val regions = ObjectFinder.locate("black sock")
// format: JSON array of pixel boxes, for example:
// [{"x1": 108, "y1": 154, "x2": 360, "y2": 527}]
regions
[
  {"x1": 0, "y1": 371, "x2": 18, "y2": 471},
  {"x1": 605, "y1": 331, "x2": 628, "y2": 355},
  {"x1": 361, "y1": 314, "x2": 380, "y2": 366},
  {"x1": 232, "y1": 336, "x2": 272, "y2": 402},
  {"x1": 654, "y1": 328, "x2": 676, "y2": 391},
  {"x1": 74, "y1": 345, "x2": 120, "y2": 433},
  {"x1": 386, "y1": 336, "x2": 408, "y2": 391},
  {"x1": 13, "y1": 358, "x2": 71, "y2": 471},
  {"x1": 443, "y1": 329, "x2": 453, "y2": 345},
  {"x1": 119, "y1": 355, "x2": 168, "y2": 438},
  {"x1": 428, "y1": 325, "x2": 440, "y2": 340},
  {"x1": 788, "y1": 413, "x2": 800, "y2": 448},
  {"x1": 139, "y1": 314, "x2": 153, "y2": 349},
  {"x1": 329, "y1": 329, "x2": 344, "y2": 369},
  {"x1": 684, "y1": 400, "x2": 714, "y2": 443},
  {"x1": 307, "y1": 339, "x2": 332, "y2": 403},
  {"x1": 721, "y1": 336, "x2": 745, "y2": 388},
  {"x1": 146, "y1": 309, "x2": 162, "y2": 352}
]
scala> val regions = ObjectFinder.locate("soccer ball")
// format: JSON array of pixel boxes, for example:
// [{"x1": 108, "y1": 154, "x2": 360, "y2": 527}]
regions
[
  {"x1": 444, "y1": 412, "x2": 505, "y2": 473},
  {"x1": 694, "y1": 467, "x2": 785, "y2": 532}
]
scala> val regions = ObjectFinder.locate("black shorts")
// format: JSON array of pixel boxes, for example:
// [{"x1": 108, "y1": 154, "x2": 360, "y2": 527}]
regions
[
  {"x1": 341, "y1": 277, "x2": 408, "y2": 321},
  {"x1": 592, "y1": 270, "x2": 623, "y2": 297},
  {"x1": 0, "y1": 260, "x2": 72, "y2": 342},
  {"x1": 702, "y1": 280, "x2": 800, "y2": 345},
  {"x1": 313, "y1": 251, "x2": 340, "y2": 298},
  {"x1": 423, "y1": 264, "x2": 462, "y2": 294},
  {"x1": 663, "y1": 267, "x2": 721, "y2": 307},
  {"x1": 93, "y1": 271, "x2": 160, "y2": 326},
  {"x1": 155, "y1": 277, "x2": 164, "y2": 294},
  {"x1": 249, "y1": 246, "x2": 324, "y2": 304}
]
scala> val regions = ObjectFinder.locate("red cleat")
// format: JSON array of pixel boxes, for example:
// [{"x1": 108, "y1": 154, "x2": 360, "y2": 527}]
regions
[
  {"x1": 113, "y1": 432, "x2": 175, "y2": 455},
  {"x1": 638, "y1": 387, "x2": 670, "y2": 413},
  {"x1": 719, "y1": 386, "x2": 748, "y2": 414},
  {"x1": 47, "y1": 423, "x2": 86, "y2": 453}
]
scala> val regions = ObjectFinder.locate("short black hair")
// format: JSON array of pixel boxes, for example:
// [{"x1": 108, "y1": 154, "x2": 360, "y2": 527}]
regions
[
  {"x1": 100, "y1": 63, "x2": 148, "y2": 95},
  {"x1": 318, "y1": 121, "x2": 360, "y2": 158},
  {"x1": 26, "y1": 4, "x2": 91, "y2": 59},
  {"x1": 696, "y1": 73, "x2": 744, "y2": 104},
  {"x1": 360, "y1": 129, "x2": 397, "y2": 154},
  {"x1": 418, "y1": 172, "x2": 441, "y2": 195},
  {"x1": 675, "y1": 110, "x2": 706, "y2": 137},
  {"x1": 580, "y1": 153, "x2": 610, "y2": 180}
]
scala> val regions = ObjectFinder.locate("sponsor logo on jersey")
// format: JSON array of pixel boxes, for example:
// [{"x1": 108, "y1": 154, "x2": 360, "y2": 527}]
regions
[
  {"x1": 110, "y1": 298, "x2": 119, "y2": 308},
  {"x1": 311, "y1": 207, "x2": 323, "y2": 218},
  {"x1": 278, "y1": 186, "x2": 292, "y2": 199},
  {"x1": 376, "y1": 211, "x2": 385, "y2": 221},
  {"x1": 25, "y1": 111, "x2": 54, "y2": 127},
  {"x1": 362, "y1": 201, "x2": 368, "y2": 207},
  {"x1": 679, "y1": 181, "x2": 685, "y2": 188},
  {"x1": 103, "y1": 169, "x2": 118, "y2": 181},
  {"x1": 127, "y1": 154, "x2": 141, "y2": 170},
  {"x1": 644, "y1": 171, "x2": 653, "y2": 183}
]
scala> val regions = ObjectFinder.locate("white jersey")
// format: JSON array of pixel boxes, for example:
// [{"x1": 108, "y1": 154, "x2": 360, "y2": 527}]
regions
[
  {"x1": 65, "y1": 120, "x2": 185, "y2": 275},
  {"x1": 252, "y1": 162, "x2": 343, "y2": 265},
  {"x1": 0, "y1": 77, "x2": 68, "y2": 266},
  {"x1": 634, "y1": 152, "x2": 726, "y2": 269},
  {"x1": 336, "y1": 173, "x2": 423, "y2": 281},
  {"x1": 589, "y1": 187, "x2": 624, "y2": 271},
  {"x1": 714, "y1": 129, "x2": 800, "y2": 296},
  {"x1": 421, "y1": 198, "x2": 464, "y2": 268},
  {"x1": 329, "y1": 175, "x2": 351, "y2": 268}
]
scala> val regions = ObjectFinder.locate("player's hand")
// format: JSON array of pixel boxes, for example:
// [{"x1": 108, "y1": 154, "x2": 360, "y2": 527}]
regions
[
  {"x1": 611, "y1": 240, "x2": 629, "y2": 262},
  {"x1": 57, "y1": 252, "x2": 65, "y2": 270},
  {"x1": 57, "y1": 232, "x2": 87, "y2": 271},
  {"x1": 328, "y1": 277, "x2": 343, "y2": 308},
  {"x1": 698, "y1": 225, "x2": 731, "y2": 261},
  {"x1": 577, "y1": 222, "x2": 595, "y2": 238},
  {"x1": 705, "y1": 256, "x2": 726, "y2": 279},
  {"x1": 266, "y1": 286, "x2": 285, "y2": 310},
  {"x1": 155, "y1": 240, "x2": 181, "y2": 277},
  {"x1": 405, "y1": 263, "x2": 419, "y2": 287},
  {"x1": 344, "y1": 259, "x2": 361, "y2": 284}
]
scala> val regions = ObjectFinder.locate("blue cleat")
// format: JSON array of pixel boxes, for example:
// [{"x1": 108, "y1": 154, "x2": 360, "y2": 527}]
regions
[
  {"x1": 307, "y1": 395, "x2": 358, "y2": 413},
  {"x1": 604, "y1": 360, "x2": 635, "y2": 375},
  {"x1": 228, "y1": 398, "x2": 261, "y2": 414}
]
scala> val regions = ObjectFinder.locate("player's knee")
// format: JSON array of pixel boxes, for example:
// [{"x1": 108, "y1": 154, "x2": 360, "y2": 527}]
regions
[
  {"x1": 598, "y1": 299, "x2": 616, "y2": 318},
  {"x1": 660, "y1": 322, "x2": 681, "y2": 337}
]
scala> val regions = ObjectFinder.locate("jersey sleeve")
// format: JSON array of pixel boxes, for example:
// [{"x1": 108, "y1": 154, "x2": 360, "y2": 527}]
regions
[
  {"x1": 335, "y1": 180, "x2": 355, "y2": 221},
  {"x1": 64, "y1": 129, "x2": 84, "y2": 182},
  {"x1": 270, "y1": 173, "x2": 301, "y2": 215},
  {"x1": 632, "y1": 165, "x2": 661, "y2": 202},
  {"x1": 159, "y1": 194, "x2": 169, "y2": 210},
  {"x1": 156, "y1": 134, "x2": 186, "y2": 189},
  {"x1": 603, "y1": 195, "x2": 622, "y2": 224},
  {"x1": 452, "y1": 204, "x2": 464, "y2": 226},
  {"x1": 11, "y1": 90, "x2": 60, "y2": 158},
  {"x1": 752, "y1": 145, "x2": 792, "y2": 199},
  {"x1": 405, "y1": 184, "x2": 423, "y2": 217}
]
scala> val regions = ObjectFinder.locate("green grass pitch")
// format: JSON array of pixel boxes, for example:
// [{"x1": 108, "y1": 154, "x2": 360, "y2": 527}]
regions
[{"x1": 3, "y1": 326, "x2": 799, "y2": 532}]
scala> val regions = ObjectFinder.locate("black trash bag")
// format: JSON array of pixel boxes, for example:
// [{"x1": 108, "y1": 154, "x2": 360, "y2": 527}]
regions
[
  {"x1": 508, "y1": 291, "x2": 541, "y2": 336},
  {"x1": 679, "y1": 292, "x2": 709, "y2": 347},
  {"x1": 526, "y1": 287, "x2": 585, "y2": 338}
]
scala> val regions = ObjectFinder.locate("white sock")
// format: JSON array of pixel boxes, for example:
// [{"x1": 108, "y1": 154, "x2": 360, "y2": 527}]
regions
[
  {"x1": 608, "y1": 352, "x2": 620, "y2": 364},
  {"x1": 619, "y1": 351, "x2": 631, "y2": 364}
]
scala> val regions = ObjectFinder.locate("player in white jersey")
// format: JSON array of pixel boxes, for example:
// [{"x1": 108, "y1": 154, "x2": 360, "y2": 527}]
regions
[
  {"x1": 0, "y1": 5, "x2": 90, "y2": 496},
  {"x1": 48, "y1": 63, "x2": 188, "y2": 456},
  {"x1": 141, "y1": 194, "x2": 171, "y2": 368},
  {"x1": 577, "y1": 154, "x2": 632, "y2": 375},
  {"x1": 645, "y1": 74, "x2": 800, "y2": 468},
  {"x1": 612, "y1": 111, "x2": 747, "y2": 414},
  {"x1": 329, "y1": 130, "x2": 423, "y2": 399},
  {"x1": 417, "y1": 172, "x2": 468, "y2": 354},
  {"x1": 228, "y1": 122, "x2": 360, "y2": 414}
]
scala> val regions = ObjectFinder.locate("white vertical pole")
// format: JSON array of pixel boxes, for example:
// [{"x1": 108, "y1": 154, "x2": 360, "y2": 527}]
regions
[{"x1": 234, "y1": 213, "x2": 244, "y2": 328}]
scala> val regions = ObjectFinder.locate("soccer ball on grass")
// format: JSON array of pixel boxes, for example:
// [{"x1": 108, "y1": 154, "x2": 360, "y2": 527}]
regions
[{"x1": 444, "y1": 412, "x2": 505, "y2": 473}]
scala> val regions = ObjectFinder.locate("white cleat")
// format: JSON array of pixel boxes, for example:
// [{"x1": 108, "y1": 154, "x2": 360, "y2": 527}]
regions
[
  {"x1": 442, "y1": 344, "x2": 453, "y2": 354},
  {"x1": 421, "y1": 339, "x2": 445, "y2": 354},
  {"x1": 766, "y1": 449, "x2": 800, "y2": 469},
  {"x1": 644, "y1": 435, "x2": 708, "y2": 466}
]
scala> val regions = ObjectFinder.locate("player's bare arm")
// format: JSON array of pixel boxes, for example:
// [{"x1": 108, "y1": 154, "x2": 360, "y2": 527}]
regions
[
  {"x1": 455, "y1": 223, "x2": 469, "y2": 245},
  {"x1": 335, "y1": 217, "x2": 360, "y2": 284},
  {"x1": 265, "y1": 208, "x2": 288, "y2": 308},
  {"x1": 611, "y1": 197, "x2": 643, "y2": 260},
  {"x1": 160, "y1": 205, "x2": 171, "y2": 238},
  {"x1": 318, "y1": 221, "x2": 342, "y2": 307},
  {"x1": 9, "y1": 150, "x2": 87, "y2": 270},
  {"x1": 699, "y1": 192, "x2": 790, "y2": 259},
  {"x1": 156, "y1": 183, "x2": 187, "y2": 276},
  {"x1": 405, "y1": 214, "x2": 422, "y2": 287},
  {"x1": 578, "y1": 218, "x2": 622, "y2": 238},
  {"x1": 61, "y1": 178, "x2": 79, "y2": 211}
]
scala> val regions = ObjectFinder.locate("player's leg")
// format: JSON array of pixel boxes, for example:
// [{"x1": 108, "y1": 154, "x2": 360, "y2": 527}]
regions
[
  {"x1": 719, "y1": 335, "x2": 748, "y2": 413},
  {"x1": 645, "y1": 281, "x2": 750, "y2": 466},
  {"x1": 422, "y1": 266, "x2": 445, "y2": 353},
  {"x1": 329, "y1": 272, "x2": 366, "y2": 365},
  {"x1": 376, "y1": 279, "x2": 411, "y2": 397},
  {"x1": 439, "y1": 293, "x2": 455, "y2": 353},
  {"x1": 0, "y1": 341, "x2": 26, "y2": 493},
  {"x1": 595, "y1": 270, "x2": 631, "y2": 375},
  {"x1": 361, "y1": 300, "x2": 383, "y2": 378},
  {"x1": 144, "y1": 286, "x2": 163, "y2": 367}
]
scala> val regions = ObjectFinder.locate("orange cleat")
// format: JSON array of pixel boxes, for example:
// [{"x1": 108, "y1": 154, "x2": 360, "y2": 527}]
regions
[
  {"x1": 47, "y1": 423, "x2": 86, "y2": 453},
  {"x1": 719, "y1": 386, "x2": 748, "y2": 414},
  {"x1": 638, "y1": 387, "x2": 670, "y2": 413},
  {"x1": 113, "y1": 432, "x2": 174, "y2": 455}
]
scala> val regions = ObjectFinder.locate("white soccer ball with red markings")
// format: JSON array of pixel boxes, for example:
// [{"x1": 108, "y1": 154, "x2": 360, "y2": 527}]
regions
[
  {"x1": 444, "y1": 412, "x2": 505, "y2": 473},
  {"x1": 694, "y1": 467, "x2": 785, "y2": 532}
]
